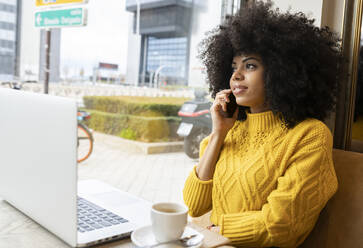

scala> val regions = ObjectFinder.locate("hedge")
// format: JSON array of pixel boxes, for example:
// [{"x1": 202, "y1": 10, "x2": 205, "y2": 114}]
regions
[
  {"x1": 84, "y1": 109, "x2": 182, "y2": 142},
  {"x1": 83, "y1": 96, "x2": 190, "y2": 116}
]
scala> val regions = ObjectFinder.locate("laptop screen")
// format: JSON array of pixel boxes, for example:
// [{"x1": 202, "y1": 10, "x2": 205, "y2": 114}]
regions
[{"x1": 0, "y1": 89, "x2": 78, "y2": 247}]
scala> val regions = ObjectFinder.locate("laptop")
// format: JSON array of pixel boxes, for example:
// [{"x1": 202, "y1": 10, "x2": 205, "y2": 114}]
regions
[{"x1": 0, "y1": 88, "x2": 151, "y2": 247}]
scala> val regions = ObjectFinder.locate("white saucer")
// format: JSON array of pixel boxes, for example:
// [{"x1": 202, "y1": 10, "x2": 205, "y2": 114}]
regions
[{"x1": 131, "y1": 226, "x2": 203, "y2": 248}]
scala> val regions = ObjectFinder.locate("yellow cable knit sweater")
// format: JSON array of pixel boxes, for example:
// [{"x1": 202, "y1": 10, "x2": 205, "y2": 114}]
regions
[{"x1": 183, "y1": 111, "x2": 338, "y2": 248}]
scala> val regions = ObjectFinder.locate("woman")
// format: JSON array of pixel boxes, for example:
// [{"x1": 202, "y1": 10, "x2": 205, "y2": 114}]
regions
[{"x1": 183, "y1": 1, "x2": 344, "y2": 247}]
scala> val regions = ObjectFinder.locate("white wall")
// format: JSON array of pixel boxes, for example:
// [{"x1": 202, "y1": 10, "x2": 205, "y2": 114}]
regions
[
  {"x1": 187, "y1": 0, "x2": 324, "y2": 88},
  {"x1": 272, "y1": 0, "x2": 345, "y2": 34},
  {"x1": 187, "y1": 0, "x2": 222, "y2": 88},
  {"x1": 270, "y1": 0, "x2": 323, "y2": 27},
  {"x1": 125, "y1": 13, "x2": 141, "y2": 86},
  {"x1": 321, "y1": 0, "x2": 345, "y2": 35},
  {"x1": 19, "y1": 0, "x2": 41, "y2": 80}
]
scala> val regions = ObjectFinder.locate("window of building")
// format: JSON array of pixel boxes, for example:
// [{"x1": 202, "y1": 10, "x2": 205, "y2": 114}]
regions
[{"x1": 145, "y1": 36, "x2": 187, "y2": 85}]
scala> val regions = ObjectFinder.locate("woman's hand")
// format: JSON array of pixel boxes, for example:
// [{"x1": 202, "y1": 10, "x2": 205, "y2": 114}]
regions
[
  {"x1": 195, "y1": 89, "x2": 238, "y2": 181},
  {"x1": 210, "y1": 89, "x2": 238, "y2": 137}
]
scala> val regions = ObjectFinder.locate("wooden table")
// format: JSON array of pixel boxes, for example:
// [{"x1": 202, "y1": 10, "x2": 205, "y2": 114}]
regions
[
  {"x1": 0, "y1": 199, "x2": 132, "y2": 248},
  {"x1": 0, "y1": 199, "x2": 231, "y2": 248}
]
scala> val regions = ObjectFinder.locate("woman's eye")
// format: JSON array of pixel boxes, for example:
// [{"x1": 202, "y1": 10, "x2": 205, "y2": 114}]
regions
[
  {"x1": 246, "y1": 63, "x2": 256, "y2": 70},
  {"x1": 231, "y1": 67, "x2": 237, "y2": 72}
]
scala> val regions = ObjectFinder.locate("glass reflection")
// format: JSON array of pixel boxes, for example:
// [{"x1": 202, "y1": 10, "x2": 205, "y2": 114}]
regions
[{"x1": 352, "y1": 45, "x2": 363, "y2": 152}]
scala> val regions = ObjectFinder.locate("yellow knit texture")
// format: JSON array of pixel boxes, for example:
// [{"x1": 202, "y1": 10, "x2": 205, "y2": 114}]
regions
[{"x1": 183, "y1": 111, "x2": 338, "y2": 248}]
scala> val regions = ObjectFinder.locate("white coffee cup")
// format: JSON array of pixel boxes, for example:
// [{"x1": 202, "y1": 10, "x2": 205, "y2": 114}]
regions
[{"x1": 150, "y1": 202, "x2": 188, "y2": 242}]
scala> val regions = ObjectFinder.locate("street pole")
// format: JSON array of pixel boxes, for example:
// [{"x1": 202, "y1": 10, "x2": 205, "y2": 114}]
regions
[
  {"x1": 44, "y1": 29, "x2": 51, "y2": 94},
  {"x1": 136, "y1": 0, "x2": 140, "y2": 87}
]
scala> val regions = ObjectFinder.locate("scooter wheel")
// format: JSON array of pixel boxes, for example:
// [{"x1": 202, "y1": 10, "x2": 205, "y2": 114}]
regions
[{"x1": 184, "y1": 128, "x2": 209, "y2": 159}]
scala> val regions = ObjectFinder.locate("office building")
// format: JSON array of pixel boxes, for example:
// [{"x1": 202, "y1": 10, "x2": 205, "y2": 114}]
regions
[
  {"x1": 125, "y1": 0, "x2": 194, "y2": 86},
  {"x1": 125, "y1": 0, "x2": 251, "y2": 87},
  {"x1": 0, "y1": 0, "x2": 21, "y2": 81}
]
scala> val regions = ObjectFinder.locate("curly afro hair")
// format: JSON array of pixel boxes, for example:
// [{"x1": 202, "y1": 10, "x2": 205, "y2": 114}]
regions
[{"x1": 199, "y1": 1, "x2": 345, "y2": 128}]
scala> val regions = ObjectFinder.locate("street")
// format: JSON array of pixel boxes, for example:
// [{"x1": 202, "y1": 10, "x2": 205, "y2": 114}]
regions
[{"x1": 78, "y1": 132, "x2": 197, "y2": 204}]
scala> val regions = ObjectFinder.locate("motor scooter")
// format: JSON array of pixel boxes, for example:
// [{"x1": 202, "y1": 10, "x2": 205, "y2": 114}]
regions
[{"x1": 177, "y1": 89, "x2": 212, "y2": 159}]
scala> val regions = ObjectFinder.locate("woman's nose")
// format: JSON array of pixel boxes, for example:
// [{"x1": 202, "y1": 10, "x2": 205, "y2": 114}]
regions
[{"x1": 233, "y1": 70, "x2": 244, "y2": 81}]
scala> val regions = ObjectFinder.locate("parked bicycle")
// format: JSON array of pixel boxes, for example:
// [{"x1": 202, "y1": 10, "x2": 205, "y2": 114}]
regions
[{"x1": 77, "y1": 110, "x2": 94, "y2": 163}]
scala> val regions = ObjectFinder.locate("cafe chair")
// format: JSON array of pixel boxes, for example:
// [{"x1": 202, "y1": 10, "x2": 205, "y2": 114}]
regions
[
  {"x1": 299, "y1": 149, "x2": 363, "y2": 247},
  {"x1": 193, "y1": 149, "x2": 363, "y2": 247}
]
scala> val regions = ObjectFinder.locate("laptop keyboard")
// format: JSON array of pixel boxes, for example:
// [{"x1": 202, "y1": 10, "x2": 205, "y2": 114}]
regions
[{"x1": 77, "y1": 197, "x2": 128, "y2": 233}]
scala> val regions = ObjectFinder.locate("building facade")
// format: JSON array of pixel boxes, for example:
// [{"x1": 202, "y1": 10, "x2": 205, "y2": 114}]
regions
[
  {"x1": 0, "y1": 0, "x2": 21, "y2": 81},
  {"x1": 124, "y1": 0, "x2": 252, "y2": 87},
  {"x1": 125, "y1": 0, "x2": 194, "y2": 86}
]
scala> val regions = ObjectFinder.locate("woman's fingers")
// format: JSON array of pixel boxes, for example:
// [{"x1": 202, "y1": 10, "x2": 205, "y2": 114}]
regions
[
  {"x1": 216, "y1": 89, "x2": 232, "y2": 102},
  {"x1": 215, "y1": 89, "x2": 232, "y2": 112},
  {"x1": 221, "y1": 98, "x2": 228, "y2": 112},
  {"x1": 217, "y1": 95, "x2": 229, "y2": 104},
  {"x1": 211, "y1": 99, "x2": 221, "y2": 112},
  {"x1": 212, "y1": 96, "x2": 227, "y2": 112},
  {"x1": 216, "y1": 89, "x2": 232, "y2": 95}
]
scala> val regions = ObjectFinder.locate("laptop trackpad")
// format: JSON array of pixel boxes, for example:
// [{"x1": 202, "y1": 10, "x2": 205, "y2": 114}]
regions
[{"x1": 90, "y1": 190, "x2": 151, "y2": 226}]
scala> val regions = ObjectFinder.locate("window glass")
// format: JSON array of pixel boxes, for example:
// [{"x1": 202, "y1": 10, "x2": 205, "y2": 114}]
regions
[
  {"x1": 352, "y1": 42, "x2": 363, "y2": 152},
  {"x1": 5, "y1": 0, "x2": 247, "y2": 203},
  {"x1": 0, "y1": 0, "x2": 16, "y2": 81}
]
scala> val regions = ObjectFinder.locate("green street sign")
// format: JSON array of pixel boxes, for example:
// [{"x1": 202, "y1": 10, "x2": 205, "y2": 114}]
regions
[{"x1": 35, "y1": 8, "x2": 87, "y2": 28}]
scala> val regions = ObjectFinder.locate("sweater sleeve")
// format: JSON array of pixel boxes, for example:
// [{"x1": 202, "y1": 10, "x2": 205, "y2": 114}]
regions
[
  {"x1": 183, "y1": 136, "x2": 213, "y2": 217},
  {"x1": 219, "y1": 138, "x2": 338, "y2": 247}
]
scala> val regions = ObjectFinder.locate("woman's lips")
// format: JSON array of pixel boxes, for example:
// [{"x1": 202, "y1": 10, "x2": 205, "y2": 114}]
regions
[{"x1": 233, "y1": 86, "x2": 248, "y2": 95}]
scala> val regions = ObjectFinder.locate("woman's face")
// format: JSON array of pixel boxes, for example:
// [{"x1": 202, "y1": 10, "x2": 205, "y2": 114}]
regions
[{"x1": 230, "y1": 54, "x2": 269, "y2": 113}]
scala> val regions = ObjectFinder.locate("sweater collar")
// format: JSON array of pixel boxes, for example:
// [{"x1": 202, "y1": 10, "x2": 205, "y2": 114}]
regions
[{"x1": 246, "y1": 111, "x2": 282, "y2": 132}]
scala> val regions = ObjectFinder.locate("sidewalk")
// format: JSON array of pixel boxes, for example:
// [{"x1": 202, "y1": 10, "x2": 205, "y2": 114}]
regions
[
  {"x1": 78, "y1": 132, "x2": 197, "y2": 204},
  {"x1": 92, "y1": 132, "x2": 184, "y2": 154}
]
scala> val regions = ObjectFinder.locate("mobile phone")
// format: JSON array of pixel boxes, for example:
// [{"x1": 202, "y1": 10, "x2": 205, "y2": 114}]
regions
[{"x1": 226, "y1": 93, "x2": 237, "y2": 118}]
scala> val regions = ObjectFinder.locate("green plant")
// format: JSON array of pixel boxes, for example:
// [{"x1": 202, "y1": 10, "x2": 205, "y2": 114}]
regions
[
  {"x1": 84, "y1": 109, "x2": 182, "y2": 142},
  {"x1": 120, "y1": 128, "x2": 137, "y2": 140},
  {"x1": 82, "y1": 95, "x2": 186, "y2": 142},
  {"x1": 83, "y1": 96, "x2": 190, "y2": 116}
]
